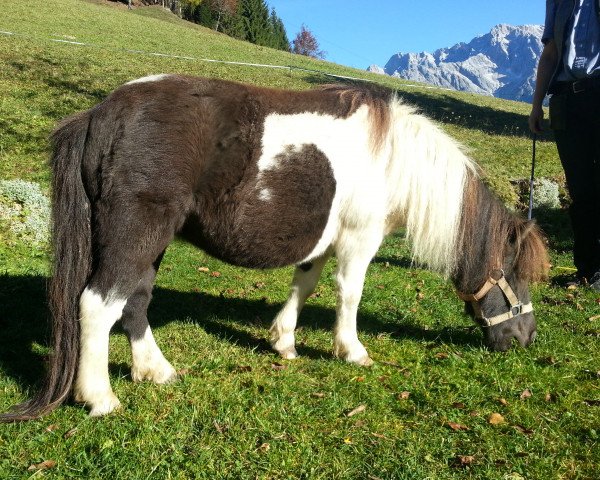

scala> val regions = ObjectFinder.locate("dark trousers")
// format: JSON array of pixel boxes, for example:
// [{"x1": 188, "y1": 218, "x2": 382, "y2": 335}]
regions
[{"x1": 549, "y1": 88, "x2": 600, "y2": 279}]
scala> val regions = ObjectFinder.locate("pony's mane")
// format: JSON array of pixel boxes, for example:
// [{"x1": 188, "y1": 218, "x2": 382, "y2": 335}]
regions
[
  {"x1": 317, "y1": 83, "x2": 392, "y2": 151},
  {"x1": 457, "y1": 175, "x2": 549, "y2": 290},
  {"x1": 380, "y1": 96, "x2": 548, "y2": 283},
  {"x1": 384, "y1": 97, "x2": 475, "y2": 276}
]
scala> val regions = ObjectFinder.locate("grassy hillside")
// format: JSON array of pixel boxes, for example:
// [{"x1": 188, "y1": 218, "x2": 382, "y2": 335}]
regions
[{"x1": 1, "y1": 1, "x2": 598, "y2": 479}]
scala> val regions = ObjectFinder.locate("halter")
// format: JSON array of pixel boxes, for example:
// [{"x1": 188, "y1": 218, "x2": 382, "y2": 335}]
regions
[{"x1": 456, "y1": 269, "x2": 533, "y2": 327}]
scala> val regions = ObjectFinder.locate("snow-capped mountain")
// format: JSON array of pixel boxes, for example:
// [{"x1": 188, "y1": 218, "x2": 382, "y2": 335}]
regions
[{"x1": 372, "y1": 24, "x2": 544, "y2": 103}]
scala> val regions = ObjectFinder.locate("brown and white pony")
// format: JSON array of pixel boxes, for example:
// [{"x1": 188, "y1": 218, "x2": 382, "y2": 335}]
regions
[{"x1": 1, "y1": 75, "x2": 548, "y2": 421}]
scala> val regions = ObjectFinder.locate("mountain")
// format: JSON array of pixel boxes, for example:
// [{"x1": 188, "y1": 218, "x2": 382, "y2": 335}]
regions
[{"x1": 373, "y1": 24, "x2": 544, "y2": 103}]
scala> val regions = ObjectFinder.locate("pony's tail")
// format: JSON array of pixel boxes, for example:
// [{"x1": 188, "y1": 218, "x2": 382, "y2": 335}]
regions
[{"x1": 1, "y1": 112, "x2": 93, "y2": 422}]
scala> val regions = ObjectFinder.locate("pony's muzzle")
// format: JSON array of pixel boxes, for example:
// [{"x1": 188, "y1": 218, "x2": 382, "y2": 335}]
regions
[{"x1": 484, "y1": 313, "x2": 537, "y2": 351}]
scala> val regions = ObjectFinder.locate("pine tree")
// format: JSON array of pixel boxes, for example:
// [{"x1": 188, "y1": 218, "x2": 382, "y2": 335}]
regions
[
  {"x1": 269, "y1": 8, "x2": 290, "y2": 52},
  {"x1": 239, "y1": 0, "x2": 270, "y2": 46}
]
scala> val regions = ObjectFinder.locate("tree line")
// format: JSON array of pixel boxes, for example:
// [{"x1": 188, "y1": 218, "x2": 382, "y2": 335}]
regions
[{"x1": 132, "y1": 0, "x2": 324, "y2": 58}]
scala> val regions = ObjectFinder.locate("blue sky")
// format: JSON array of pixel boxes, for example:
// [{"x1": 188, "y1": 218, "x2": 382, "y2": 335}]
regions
[{"x1": 267, "y1": 1, "x2": 546, "y2": 69}]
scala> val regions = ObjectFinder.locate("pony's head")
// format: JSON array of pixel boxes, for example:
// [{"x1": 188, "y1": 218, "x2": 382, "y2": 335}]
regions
[{"x1": 456, "y1": 211, "x2": 549, "y2": 351}]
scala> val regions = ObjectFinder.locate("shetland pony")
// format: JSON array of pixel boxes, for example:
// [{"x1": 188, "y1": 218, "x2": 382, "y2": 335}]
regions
[{"x1": 1, "y1": 75, "x2": 548, "y2": 421}]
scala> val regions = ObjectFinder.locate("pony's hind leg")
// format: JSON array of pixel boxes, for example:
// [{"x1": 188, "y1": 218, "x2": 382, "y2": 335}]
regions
[
  {"x1": 74, "y1": 202, "x2": 183, "y2": 416},
  {"x1": 121, "y1": 255, "x2": 177, "y2": 385},
  {"x1": 75, "y1": 287, "x2": 127, "y2": 416},
  {"x1": 270, "y1": 254, "x2": 330, "y2": 359}
]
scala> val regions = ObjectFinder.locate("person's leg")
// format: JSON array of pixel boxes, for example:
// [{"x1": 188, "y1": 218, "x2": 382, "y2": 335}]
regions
[{"x1": 552, "y1": 91, "x2": 600, "y2": 280}]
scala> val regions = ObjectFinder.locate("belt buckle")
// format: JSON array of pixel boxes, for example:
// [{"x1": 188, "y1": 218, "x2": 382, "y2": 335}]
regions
[{"x1": 572, "y1": 80, "x2": 585, "y2": 93}]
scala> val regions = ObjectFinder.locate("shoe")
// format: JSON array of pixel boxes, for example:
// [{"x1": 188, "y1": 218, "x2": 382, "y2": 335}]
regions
[
  {"x1": 564, "y1": 271, "x2": 600, "y2": 291},
  {"x1": 590, "y1": 272, "x2": 600, "y2": 292}
]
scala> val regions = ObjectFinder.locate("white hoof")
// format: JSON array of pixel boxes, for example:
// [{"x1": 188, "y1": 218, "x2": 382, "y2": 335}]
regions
[
  {"x1": 75, "y1": 390, "x2": 122, "y2": 417},
  {"x1": 350, "y1": 355, "x2": 374, "y2": 367},
  {"x1": 271, "y1": 332, "x2": 298, "y2": 360},
  {"x1": 335, "y1": 342, "x2": 373, "y2": 366},
  {"x1": 131, "y1": 359, "x2": 177, "y2": 384},
  {"x1": 277, "y1": 347, "x2": 299, "y2": 360}
]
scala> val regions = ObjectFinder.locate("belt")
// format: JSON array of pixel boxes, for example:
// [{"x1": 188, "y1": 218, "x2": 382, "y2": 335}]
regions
[{"x1": 549, "y1": 76, "x2": 600, "y2": 95}]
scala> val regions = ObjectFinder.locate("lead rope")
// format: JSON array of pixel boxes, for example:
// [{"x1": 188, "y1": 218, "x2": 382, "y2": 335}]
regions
[{"x1": 528, "y1": 134, "x2": 537, "y2": 221}]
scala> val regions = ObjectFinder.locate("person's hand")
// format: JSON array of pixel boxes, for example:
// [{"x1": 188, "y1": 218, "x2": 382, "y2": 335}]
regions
[{"x1": 529, "y1": 104, "x2": 545, "y2": 134}]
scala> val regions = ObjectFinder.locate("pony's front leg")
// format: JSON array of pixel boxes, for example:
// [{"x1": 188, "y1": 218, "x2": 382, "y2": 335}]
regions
[
  {"x1": 333, "y1": 230, "x2": 383, "y2": 366},
  {"x1": 75, "y1": 287, "x2": 126, "y2": 417},
  {"x1": 270, "y1": 254, "x2": 330, "y2": 359}
]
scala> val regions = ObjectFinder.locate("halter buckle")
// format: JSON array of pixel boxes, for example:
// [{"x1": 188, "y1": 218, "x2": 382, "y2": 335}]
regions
[{"x1": 510, "y1": 303, "x2": 523, "y2": 317}]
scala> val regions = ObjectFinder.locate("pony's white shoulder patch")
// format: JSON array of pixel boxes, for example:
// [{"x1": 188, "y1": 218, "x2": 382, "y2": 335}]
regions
[
  {"x1": 258, "y1": 106, "x2": 386, "y2": 263},
  {"x1": 126, "y1": 74, "x2": 171, "y2": 85}
]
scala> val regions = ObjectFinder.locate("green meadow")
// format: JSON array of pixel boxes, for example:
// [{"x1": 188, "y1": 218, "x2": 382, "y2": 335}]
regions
[{"x1": 0, "y1": 1, "x2": 598, "y2": 478}]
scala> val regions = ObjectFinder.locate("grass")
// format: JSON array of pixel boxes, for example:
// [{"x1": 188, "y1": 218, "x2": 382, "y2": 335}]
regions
[{"x1": 0, "y1": 1, "x2": 598, "y2": 478}]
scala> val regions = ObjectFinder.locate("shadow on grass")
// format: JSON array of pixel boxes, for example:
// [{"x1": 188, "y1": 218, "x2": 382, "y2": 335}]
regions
[
  {"x1": 0, "y1": 273, "x2": 482, "y2": 391},
  {"x1": 530, "y1": 206, "x2": 573, "y2": 253}
]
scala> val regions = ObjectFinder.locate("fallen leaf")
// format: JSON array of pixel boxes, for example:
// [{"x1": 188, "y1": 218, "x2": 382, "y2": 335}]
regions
[
  {"x1": 505, "y1": 473, "x2": 525, "y2": 480},
  {"x1": 380, "y1": 360, "x2": 403, "y2": 369},
  {"x1": 397, "y1": 391, "x2": 410, "y2": 400},
  {"x1": 28, "y1": 460, "x2": 56, "y2": 472},
  {"x1": 589, "y1": 314, "x2": 600, "y2": 322},
  {"x1": 498, "y1": 398, "x2": 509, "y2": 406},
  {"x1": 210, "y1": 271, "x2": 221, "y2": 277},
  {"x1": 488, "y1": 413, "x2": 505, "y2": 425},
  {"x1": 311, "y1": 392, "x2": 326, "y2": 398},
  {"x1": 584, "y1": 399, "x2": 600, "y2": 406},
  {"x1": 254, "y1": 282, "x2": 266, "y2": 289},
  {"x1": 235, "y1": 365, "x2": 252, "y2": 372},
  {"x1": 537, "y1": 356, "x2": 558, "y2": 366},
  {"x1": 469, "y1": 411, "x2": 480, "y2": 417},
  {"x1": 63, "y1": 428, "x2": 78, "y2": 439},
  {"x1": 545, "y1": 393, "x2": 556, "y2": 402},
  {"x1": 354, "y1": 376, "x2": 365, "y2": 382},
  {"x1": 513, "y1": 424, "x2": 534, "y2": 435},
  {"x1": 176, "y1": 368, "x2": 190, "y2": 376},
  {"x1": 520, "y1": 389, "x2": 533, "y2": 400},
  {"x1": 451, "y1": 402, "x2": 466, "y2": 409},
  {"x1": 435, "y1": 352, "x2": 449, "y2": 360},
  {"x1": 346, "y1": 404, "x2": 366, "y2": 417},
  {"x1": 213, "y1": 420, "x2": 226, "y2": 434},
  {"x1": 376, "y1": 284, "x2": 385, "y2": 290},
  {"x1": 271, "y1": 362, "x2": 286, "y2": 371},
  {"x1": 453, "y1": 455, "x2": 476, "y2": 467},
  {"x1": 416, "y1": 292, "x2": 425, "y2": 300},
  {"x1": 257, "y1": 442, "x2": 270, "y2": 453},
  {"x1": 371, "y1": 432, "x2": 387, "y2": 439},
  {"x1": 447, "y1": 421, "x2": 470, "y2": 431},
  {"x1": 343, "y1": 437, "x2": 353, "y2": 444},
  {"x1": 197, "y1": 266, "x2": 210, "y2": 273},
  {"x1": 45, "y1": 424, "x2": 59, "y2": 432}
]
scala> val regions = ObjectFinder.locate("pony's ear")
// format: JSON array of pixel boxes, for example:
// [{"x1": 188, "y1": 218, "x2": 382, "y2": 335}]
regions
[{"x1": 514, "y1": 219, "x2": 550, "y2": 282}]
